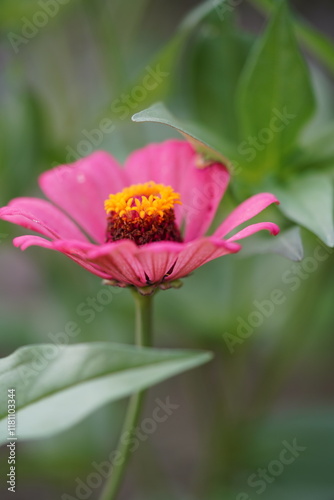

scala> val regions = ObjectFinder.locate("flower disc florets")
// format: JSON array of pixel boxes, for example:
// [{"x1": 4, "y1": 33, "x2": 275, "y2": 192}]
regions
[{"x1": 104, "y1": 181, "x2": 182, "y2": 245}]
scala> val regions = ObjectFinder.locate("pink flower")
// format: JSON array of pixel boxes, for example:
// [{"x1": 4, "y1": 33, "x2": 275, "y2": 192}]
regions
[{"x1": 0, "y1": 140, "x2": 279, "y2": 291}]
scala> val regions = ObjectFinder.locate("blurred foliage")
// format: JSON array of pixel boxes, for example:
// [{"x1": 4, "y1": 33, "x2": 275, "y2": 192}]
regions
[{"x1": 1, "y1": 0, "x2": 334, "y2": 499}]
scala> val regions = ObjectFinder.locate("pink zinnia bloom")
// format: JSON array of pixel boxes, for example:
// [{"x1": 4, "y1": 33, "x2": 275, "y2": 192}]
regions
[{"x1": 0, "y1": 140, "x2": 279, "y2": 291}]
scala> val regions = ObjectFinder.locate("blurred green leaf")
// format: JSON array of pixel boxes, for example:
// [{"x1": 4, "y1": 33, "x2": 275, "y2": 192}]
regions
[
  {"x1": 242, "y1": 409, "x2": 334, "y2": 496},
  {"x1": 0, "y1": 343, "x2": 212, "y2": 443},
  {"x1": 93, "y1": 30, "x2": 184, "y2": 130},
  {"x1": 0, "y1": 78, "x2": 48, "y2": 201},
  {"x1": 273, "y1": 173, "x2": 334, "y2": 246},
  {"x1": 293, "y1": 124, "x2": 334, "y2": 172},
  {"x1": 294, "y1": 18, "x2": 334, "y2": 77},
  {"x1": 132, "y1": 102, "x2": 236, "y2": 166},
  {"x1": 0, "y1": 0, "x2": 76, "y2": 31},
  {"x1": 0, "y1": 0, "x2": 54, "y2": 25},
  {"x1": 185, "y1": 11, "x2": 251, "y2": 143},
  {"x1": 237, "y1": 1, "x2": 315, "y2": 171},
  {"x1": 248, "y1": 0, "x2": 334, "y2": 76},
  {"x1": 94, "y1": 0, "x2": 222, "y2": 127},
  {"x1": 241, "y1": 226, "x2": 304, "y2": 261},
  {"x1": 179, "y1": 0, "x2": 226, "y2": 32}
]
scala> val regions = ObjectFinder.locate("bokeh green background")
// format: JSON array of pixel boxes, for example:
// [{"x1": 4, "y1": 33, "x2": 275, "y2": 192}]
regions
[{"x1": 1, "y1": 1, "x2": 334, "y2": 499}]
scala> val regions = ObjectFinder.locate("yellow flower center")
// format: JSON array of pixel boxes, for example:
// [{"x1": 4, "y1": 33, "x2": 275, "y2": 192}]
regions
[
  {"x1": 104, "y1": 181, "x2": 183, "y2": 246},
  {"x1": 104, "y1": 181, "x2": 181, "y2": 219}
]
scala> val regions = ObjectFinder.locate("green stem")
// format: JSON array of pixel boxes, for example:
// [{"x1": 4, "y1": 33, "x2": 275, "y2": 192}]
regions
[
  {"x1": 133, "y1": 290, "x2": 153, "y2": 348},
  {"x1": 99, "y1": 290, "x2": 154, "y2": 500}
]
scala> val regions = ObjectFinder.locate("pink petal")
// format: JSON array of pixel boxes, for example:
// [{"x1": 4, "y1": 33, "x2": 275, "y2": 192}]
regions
[
  {"x1": 85, "y1": 237, "x2": 240, "y2": 285},
  {"x1": 0, "y1": 198, "x2": 87, "y2": 241},
  {"x1": 14, "y1": 235, "x2": 56, "y2": 250},
  {"x1": 124, "y1": 140, "x2": 230, "y2": 240},
  {"x1": 13, "y1": 233, "x2": 241, "y2": 286},
  {"x1": 136, "y1": 242, "x2": 184, "y2": 284},
  {"x1": 87, "y1": 240, "x2": 186, "y2": 285},
  {"x1": 13, "y1": 236, "x2": 111, "y2": 279},
  {"x1": 214, "y1": 193, "x2": 279, "y2": 238},
  {"x1": 57, "y1": 239, "x2": 146, "y2": 287},
  {"x1": 39, "y1": 151, "x2": 126, "y2": 243},
  {"x1": 124, "y1": 140, "x2": 191, "y2": 197},
  {"x1": 169, "y1": 237, "x2": 241, "y2": 281},
  {"x1": 61, "y1": 237, "x2": 241, "y2": 285},
  {"x1": 227, "y1": 222, "x2": 280, "y2": 241},
  {"x1": 182, "y1": 164, "x2": 230, "y2": 242}
]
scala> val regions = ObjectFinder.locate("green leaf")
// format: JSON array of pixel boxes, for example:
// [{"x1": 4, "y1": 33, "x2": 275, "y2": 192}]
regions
[
  {"x1": 243, "y1": 409, "x2": 334, "y2": 495},
  {"x1": 0, "y1": 343, "x2": 212, "y2": 443},
  {"x1": 248, "y1": 0, "x2": 334, "y2": 76},
  {"x1": 94, "y1": 0, "x2": 222, "y2": 126},
  {"x1": 179, "y1": 0, "x2": 225, "y2": 32},
  {"x1": 186, "y1": 10, "x2": 251, "y2": 143},
  {"x1": 273, "y1": 173, "x2": 334, "y2": 246},
  {"x1": 0, "y1": 77, "x2": 48, "y2": 199},
  {"x1": 294, "y1": 18, "x2": 334, "y2": 76},
  {"x1": 293, "y1": 124, "x2": 334, "y2": 172},
  {"x1": 132, "y1": 102, "x2": 237, "y2": 167},
  {"x1": 241, "y1": 226, "x2": 304, "y2": 261},
  {"x1": 237, "y1": 1, "x2": 315, "y2": 171},
  {"x1": 0, "y1": 0, "x2": 74, "y2": 27}
]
